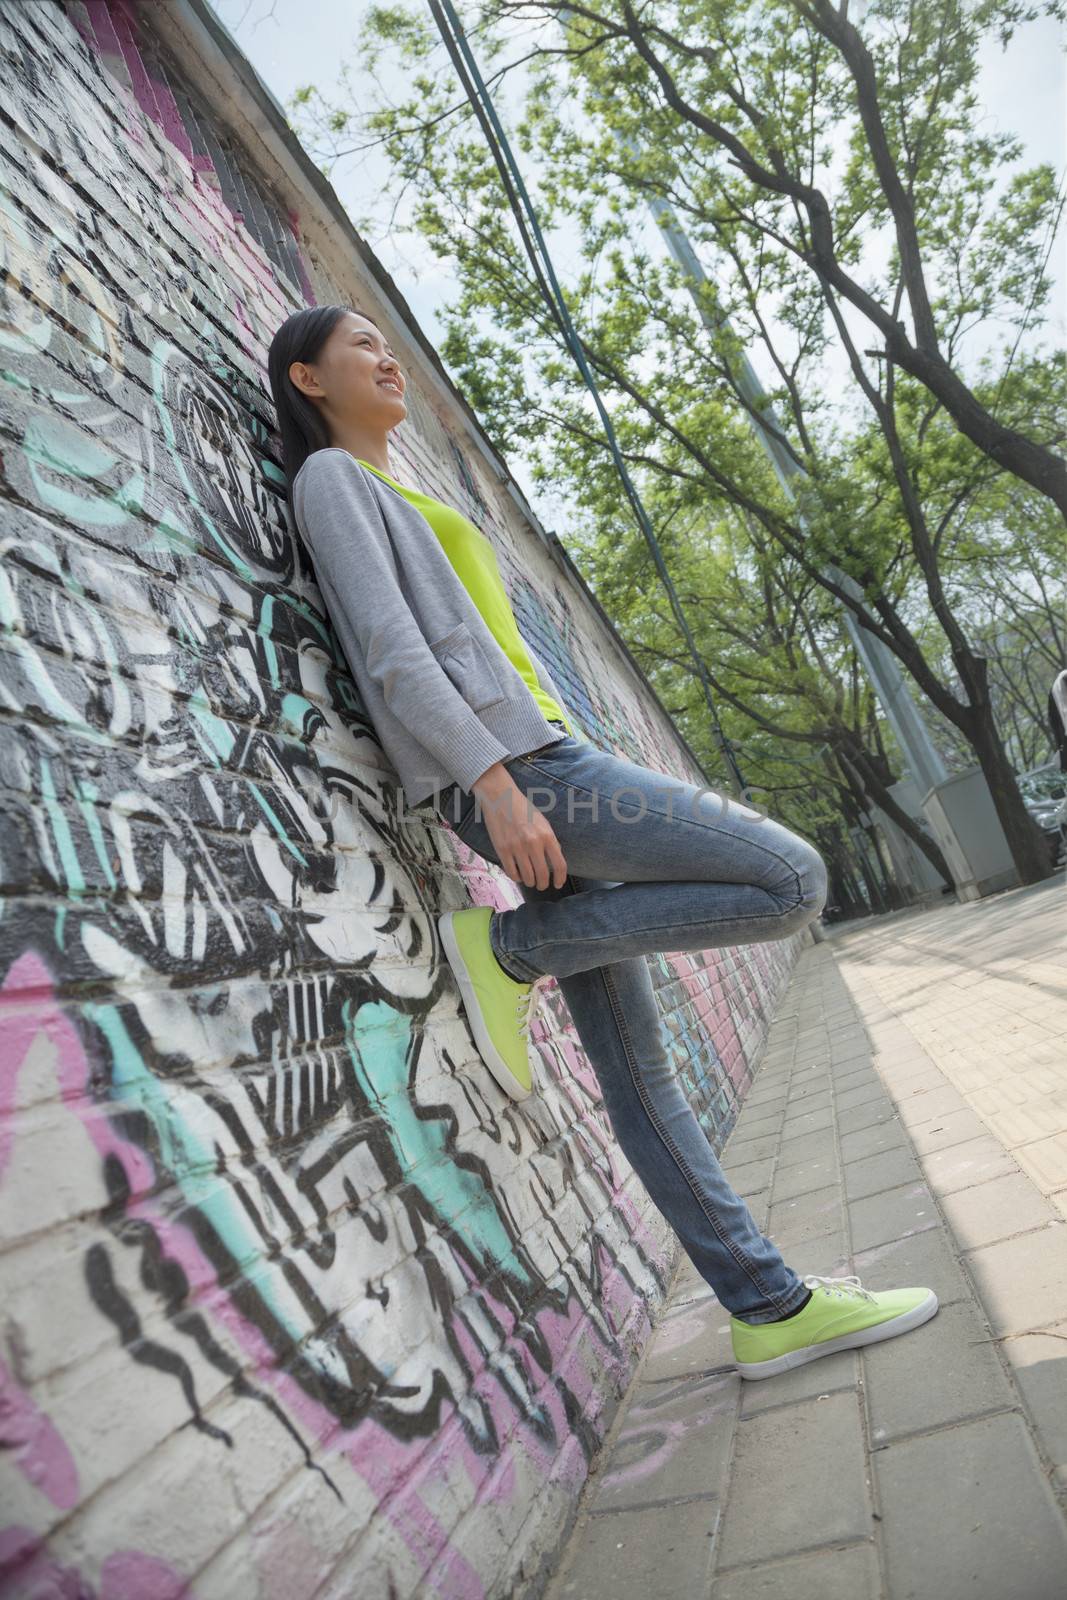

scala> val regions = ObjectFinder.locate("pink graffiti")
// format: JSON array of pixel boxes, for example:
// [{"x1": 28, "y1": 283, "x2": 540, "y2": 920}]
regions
[
  {"x1": 0, "y1": 1527, "x2": 191, "y2": 1599},
  {"x1": 3, "y1": 950, "x2": 663, "y2": 1597},
  {"x1": 0, "y1": 1359, "x2": 79, "y2": 1511},
  {"x1": 673, "y1": 950, "x2": 745, "y2": 1079}
]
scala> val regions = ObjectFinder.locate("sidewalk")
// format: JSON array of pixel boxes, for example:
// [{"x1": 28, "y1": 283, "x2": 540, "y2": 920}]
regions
[{"x1": 543, "y1": 874, "x2": 1067, "y2": 1600}]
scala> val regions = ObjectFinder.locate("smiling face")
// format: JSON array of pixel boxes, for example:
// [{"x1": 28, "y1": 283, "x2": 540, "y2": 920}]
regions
[{"x1": 291, "y1": 310, "x2": 408, "y2": 436}]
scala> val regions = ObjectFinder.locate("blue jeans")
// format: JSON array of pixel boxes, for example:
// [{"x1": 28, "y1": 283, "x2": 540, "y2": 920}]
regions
[{"x1": 436, "y1": 729, "x2": 828, "y2": 1323}]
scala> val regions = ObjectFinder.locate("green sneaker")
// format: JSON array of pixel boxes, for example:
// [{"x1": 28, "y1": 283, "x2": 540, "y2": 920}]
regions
[
  {"x1": 438, "y1": 906, "x2": 543, "y2": 1101},
  {"x1": 730, "y1": 1272, "x2": 939, "y2": 1381}
]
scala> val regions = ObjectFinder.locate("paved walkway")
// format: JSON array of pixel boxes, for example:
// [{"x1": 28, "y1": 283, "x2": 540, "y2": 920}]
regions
[{"x1": 542, "y1": 873, "x2": 1067, "y2": 1600}]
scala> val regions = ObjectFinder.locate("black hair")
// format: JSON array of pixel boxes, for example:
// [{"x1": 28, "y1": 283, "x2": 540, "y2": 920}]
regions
[{"x1": 267, "y1": 304, "x2": 378, "y2": 517}]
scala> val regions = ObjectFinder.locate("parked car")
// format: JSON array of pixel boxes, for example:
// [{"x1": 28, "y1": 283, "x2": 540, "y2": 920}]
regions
[
  {"x1": 1049, "y1": 669, "x2": 1067, "y2": 772},
  {"x1": 1015, "y1": 758, "x2": 1067, "y2": 867}
]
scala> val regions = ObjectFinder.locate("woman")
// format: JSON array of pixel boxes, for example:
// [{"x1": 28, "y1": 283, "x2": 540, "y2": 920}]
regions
[{"x1": 267, "y1": 304, "x2": 938, "y2": 1380}]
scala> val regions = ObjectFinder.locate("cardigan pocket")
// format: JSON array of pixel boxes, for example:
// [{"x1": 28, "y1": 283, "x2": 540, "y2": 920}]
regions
[{"x1": 429, "y1": 623, "x2": 507, "y2": 712}]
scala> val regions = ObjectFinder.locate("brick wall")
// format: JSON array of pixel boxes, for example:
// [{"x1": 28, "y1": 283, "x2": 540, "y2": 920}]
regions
[{"x1": 0, "y1": 2, "x2": 809, "y2": 1594}]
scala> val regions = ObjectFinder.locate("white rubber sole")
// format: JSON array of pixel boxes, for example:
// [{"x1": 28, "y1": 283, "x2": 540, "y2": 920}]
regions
[
  {"x1": 438, "y1": 910, "x2": 534, "y2": 1102},
  {"x1": 734, "y1": 1288, "x2": 940, "y2": 1380}
]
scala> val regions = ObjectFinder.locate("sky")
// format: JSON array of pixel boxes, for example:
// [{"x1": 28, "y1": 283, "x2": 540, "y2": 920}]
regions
[{"x1": 207, "y1": 0, "x2": 1066, "y2": 524}]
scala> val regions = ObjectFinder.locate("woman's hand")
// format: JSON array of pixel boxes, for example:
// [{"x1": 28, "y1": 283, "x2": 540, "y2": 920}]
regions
[{"x1": 472, "y1": 766, "x2": 568, "y2": 890}]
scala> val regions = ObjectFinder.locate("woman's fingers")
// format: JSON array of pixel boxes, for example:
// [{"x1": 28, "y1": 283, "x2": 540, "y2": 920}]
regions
[{"x1": 483, "y1": 796, "x2": 567, "y2": 890}]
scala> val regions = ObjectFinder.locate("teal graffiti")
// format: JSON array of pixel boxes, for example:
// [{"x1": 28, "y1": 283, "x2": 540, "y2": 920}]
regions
[
  {"x1": 76, "y1": 776, "x2": 117, "y2": 891},
  {"x1": 258, "y1": 594, "x2": 280, "y2": 689},
  {"x1": 41, "y1": 755, "x2": 86, "y2": 905},
  {"x1": 23, "y1": 417, "x2": 147, "y2": 529},
  {"x1": 87, "y1": 1000, "x2": 314, "y2": 1348},
  {"x1": 344, "y1": 997, "x2": 529, "y2": 1286}
]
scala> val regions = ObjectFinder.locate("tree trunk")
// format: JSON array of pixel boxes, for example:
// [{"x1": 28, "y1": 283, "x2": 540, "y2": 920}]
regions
[
  {"x1": 965, "y1": 703, "x2": 1056, "y2": 885},
  {"x1": 842, "y1": 739, "x2": 955, "y2": 889}
]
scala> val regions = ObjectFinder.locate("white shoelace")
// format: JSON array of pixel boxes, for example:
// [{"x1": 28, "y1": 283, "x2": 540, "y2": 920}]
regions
[
  {"x1": 513, "y1": 976, "x2": 547, "y2": 1042},
  {"x1": 801, "y1": 1272, "x2": 877, "y2": 1304}
]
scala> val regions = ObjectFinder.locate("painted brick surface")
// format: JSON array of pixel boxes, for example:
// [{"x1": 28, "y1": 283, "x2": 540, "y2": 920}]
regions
[{"x1": 0, "y1": 2, "x2": 809, "y2": 1595}]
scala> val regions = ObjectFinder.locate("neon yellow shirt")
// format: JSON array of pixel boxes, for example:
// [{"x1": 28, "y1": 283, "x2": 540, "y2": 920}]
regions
[{"x1": 356, "y1": 459, "x2": 573, "y2": 736}]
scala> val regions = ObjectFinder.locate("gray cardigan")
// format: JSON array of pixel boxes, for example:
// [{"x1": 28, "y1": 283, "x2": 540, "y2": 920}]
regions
[{"x1": 291, "y1": 447, "x2": 570, "y2": 809}]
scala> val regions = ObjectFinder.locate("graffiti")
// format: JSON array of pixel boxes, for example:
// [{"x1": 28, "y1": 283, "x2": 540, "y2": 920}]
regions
[{"x1": 0, "y1": 2, "x2": 801, "y2": 1594}]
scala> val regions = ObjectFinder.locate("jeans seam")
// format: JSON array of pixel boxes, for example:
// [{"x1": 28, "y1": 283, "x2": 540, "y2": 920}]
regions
[
  {"x1": 505, "y1": 905, "x2": 799, "y2": 965},
  {"x1": 597, "y1": 962, "x2": 795, "y2": 1317},
  {"x1": 508, "y1": 768, "x2": 806, "y2": 901}
]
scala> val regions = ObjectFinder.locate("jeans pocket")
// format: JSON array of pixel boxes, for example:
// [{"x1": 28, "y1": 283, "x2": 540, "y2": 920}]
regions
[
  {"x1": 505, "y1": 729, "x2": 571, "y2": 769},
  {"x1": 504, "y1": 748, "x2": 550, "y2": 769}
]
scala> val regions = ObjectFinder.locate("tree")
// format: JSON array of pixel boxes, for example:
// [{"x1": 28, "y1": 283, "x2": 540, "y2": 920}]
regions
[{"x1": 295, "y1": 0, "x2": 1066, "y2": 884}]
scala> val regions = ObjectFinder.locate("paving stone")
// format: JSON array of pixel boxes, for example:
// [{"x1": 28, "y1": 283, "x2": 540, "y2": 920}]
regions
[
  {"x1": 773, "y1": 1152, "x2": 840, "y2": 1203},
  {"x1": 937, "y1": 1059, "x2": 1001, "y2": 1093},
  {"x1": 870, "y1": 1043, "x2": 947, "y2": 1068},
  {"x1": 837, "y1": 1097, "x2": 899, "y2": 1136},
  {"x1": 788, "y1": 1229, "x2": 851, "y2": 1274},
  {"x1": 792, "y1": 1056, "x2": 832, "y2": 1077},
  {"x1": 870, "y1": 1051, "x2": 937, "y2": 1081},
  {"x1": 874, "y1": 1058, "x2": 945, "y2": 1094},
  {"x1": 748, "y1": 1075, "x2": 790, "y2": 1100},
  {"x1": 964, "y1": 1224, "x2": 1067, "y2": 1334},
  {"x1": 589, "y1": 1370, "x2": 737, "y2": 1511},
  {"x1": 989, "y1": 1101, "x2": 1067, "y2": 1146},
  {"x1": 553, "y1": 885, "x2": 1067, "y2": 1600},
  {"x1": 787, "y1": 1075, "x2": 832, "y2": 1103},
  {"x1": 722, "y1": 1155, "x2": 775, "y2": 1196},
  {"x1": 739, "y1": 1345, "x2": 859, "y2": 1417},
  {"x1": 873, "y1": 1410, "x2": 1067, "y2": 1599},
  {"x1": 795, "y1": 1043, "x2": 832, "y2": 1064},
  {"x1": 713, "y1": 1391, "x2": 870, "y2": 1570},
  {"x1": 906, "y1": 1106, "x2": 991, "y2": 1152},
  {"x1": 553, "y1": 1495, "x2": 719, "y2": 1599},
  {"x1": 839, "y1": 1118, "x2": 908, "y2": 1164},
  {"x1": 780, "y1": 1106, "x2": 833, "y2": 1139},
  {"x1": 1015, "y1": 1131, "x2": 1067, "y2": 1193},
  {"x1": 665, "y1": 1281, "x2": 722, "y2": 1316},
  {"x1": 848, "y1": 1181, "x2": 939, "y2": 1253},
  {"x1": 710, "y1": 1541, "x2": 881, "y2": 1600},
  {"x1": 938, "y1": 1171, "x2": 1060, "y2": 1249},
  {"x1": 719, "y1": 1131, "x2": 781, "y2": 1165},
  {"x1": 868, "y1": 1021, "x2": 925, "y2": 1050},
  {"x1": 968, "y1": 1078, "x2": 1040, "y2": 1114},
  {"x1": 744, "y1": 1088, "x2": 790, "y2": 1113},
  {"x1": 830, "y1": 1040, "x2": 873, "y2": 1067},
  {"x1": 641, "y1": 1297, "x2": 733, "y2": 1381},
  {"x1": 863, "y1": 1296, "x2": 1015, "y2": 1444},
  {"x1": 773, "y1": 1126, "x2": 836, "y2": 1167},
  {"x1": 753, "y1": 1057, "x2": 792, "y2": 1076},
  {"x1": 786, "y1": 1093, "x2": 833, "y2": 1121},
  {"x1": 831, "y1": 1066, "x2": 881, "y2": 1094},
  {"x1": 768, "y1": 1183, "x2": 844, "y2": 1248},
  {"x1": 843, "y1": 1146, "x2": 923, "y2": 1202},
  {"x1": 852, "y1": 1211, "x2": 970, "y2": 1303},
  {"x1": 825, "y1": 1026, "x2": 869, "y2": 1050},
  {"x1": 998, "y1": 1317, "x2": 1067, "y2": 1482},
  {"x1": 750, "y1": 1081, "x2": 791, "y2": 1101},
  {"x1": 739, "y1": 1109, "x2": 789, "y2": 1141},
  {"x1": 917, "y1": 1133, "x2": 1021, "y2": 1194},
  {"x1": 835, "y1": 1079, "x2": 889, "y2": 1112}
]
